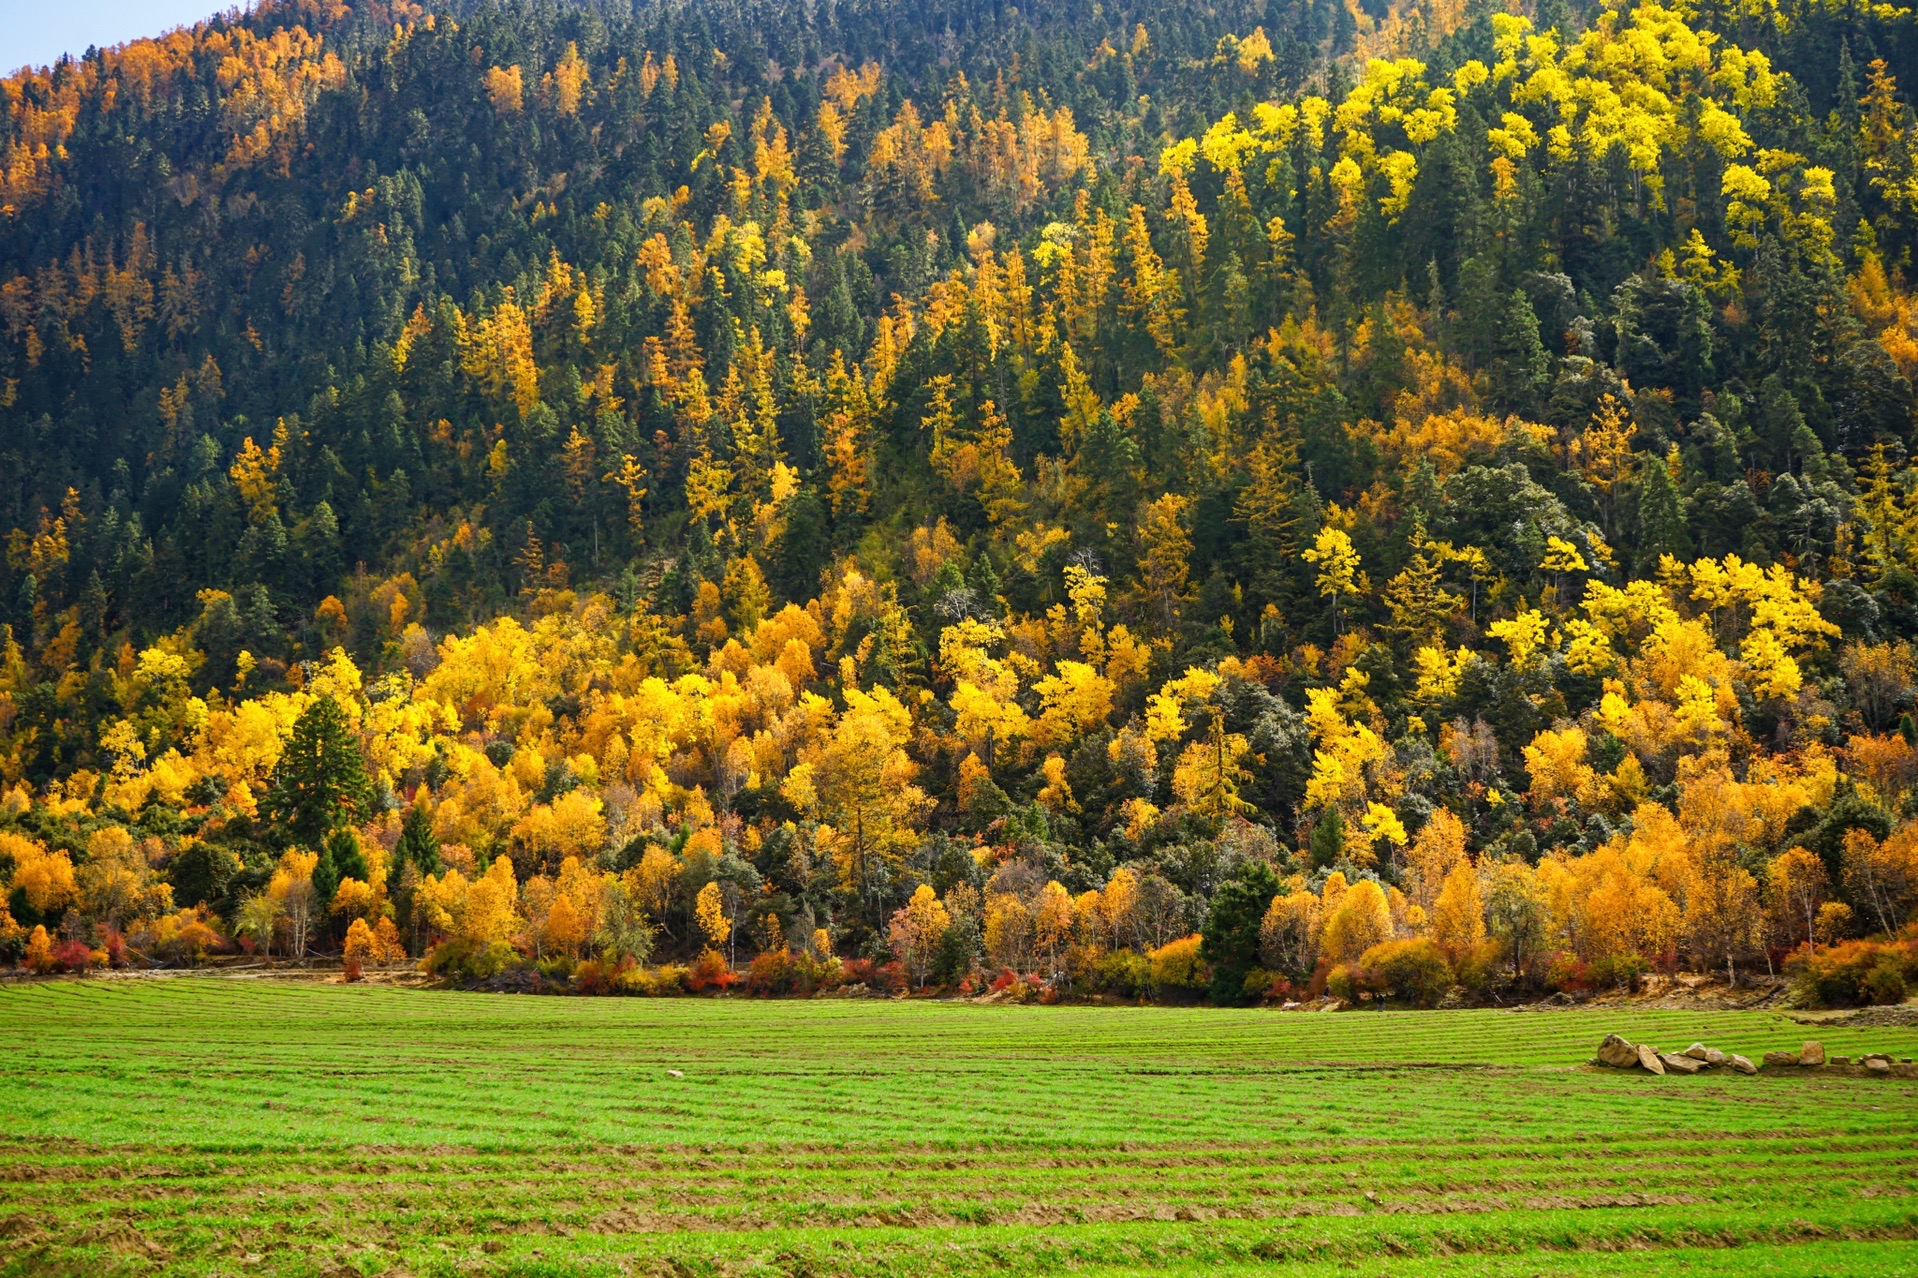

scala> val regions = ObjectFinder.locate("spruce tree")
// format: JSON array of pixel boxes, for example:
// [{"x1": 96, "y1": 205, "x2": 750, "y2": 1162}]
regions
[
  {"x1": 265, "y1": 696, "x2": 373, "y2": 849},
  {"x1": 1488, "y1": 289, "x2": 1549, "y2": 414},
  {"x1": 1309, "y1": 807, "x2": 1347, "y2": 869},
  {"x1": 1632, "y1": 451, "x2": 1690, "y2": 572},
  {"x1": 1200, "y1": 861, "x2": 1282, "y2": 1006},
  {"x1": 394, "y1": 802, "x2": 442, "y2": 878},
  {"x1": 327, "y1": 828, "x2": 368, "y2": 884},
  {"x1": 311, "y1": 840, "x2": 340, "y2": 909}
]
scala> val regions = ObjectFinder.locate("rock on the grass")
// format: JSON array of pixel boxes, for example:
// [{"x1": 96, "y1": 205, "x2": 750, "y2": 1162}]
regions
[
  {"x1": 1637, "y1": 1043, "x2": 1666, "y2": 1075},
  {"x1": 1683, "y1": 1042, "x2": 1709, "y2": 1061},
  {"x1": 1763, "y1": 1050, "x2": 1800, "y2": 1067},
  {"x1": 1704, "y1": 1047, "x2": 1727, "y2": 1067},
  {"x1": 1800, "y1": 1041, "x2": 1826, "y2": 1067},
  {"x1": 1659, "y1": 1052, "x2": 1703, "y2": 1074},
  {"x1": 1597, "y1": 1033, "x2": 1639, "y2": 1068},
  {"x1": 1728, "y1": 1054, "x2": 1757, "y2": 1075},
  {"x1": 1866, "y1": 1057, "x2": 1893, "y2": 1075}
]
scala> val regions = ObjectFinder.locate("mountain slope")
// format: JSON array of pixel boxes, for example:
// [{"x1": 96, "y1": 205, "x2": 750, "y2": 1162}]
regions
[{"x1": 1, "y1": 0, "x2": 1918, "y2": 976}]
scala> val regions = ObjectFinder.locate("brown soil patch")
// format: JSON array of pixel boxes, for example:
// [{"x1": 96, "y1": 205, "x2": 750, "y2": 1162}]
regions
[{"x1": 74, "y1": 1221, "x2": 169, "y2": 1261}]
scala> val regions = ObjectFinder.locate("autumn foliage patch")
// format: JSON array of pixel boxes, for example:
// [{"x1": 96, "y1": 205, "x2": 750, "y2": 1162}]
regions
[{"x1": 1786, "y1": 932, "x2": 1918, "y2": 1007}]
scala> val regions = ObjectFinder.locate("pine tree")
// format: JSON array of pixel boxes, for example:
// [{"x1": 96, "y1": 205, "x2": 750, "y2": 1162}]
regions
[
  {"x1": 395, "y1": 802, "x2": 442, "y2": 878},
  {"x1": 1310, "y1": 807, "x2": 1347, "y2": 869},
  {"x1": 1200, "y1": 861, "x2": 1281, "y2": 1006},
  {"x1": 1632, "y1": 450, "x2": 1690, "y2": 572},
  {"x1": 327, "y1": 828, "x2": 368, "y2": 884},
  {"x1": 1487, "y1": 289, "x2": 1548, "y2": 414},
  {"x1": 311, "y1": 839, "x2": 340, "y2": 910},
  {"x1": 264, "y1": 697, "x2": 373, "y2": 849}
]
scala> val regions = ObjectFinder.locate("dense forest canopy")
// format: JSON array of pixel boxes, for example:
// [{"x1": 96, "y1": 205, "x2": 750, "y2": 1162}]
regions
[{"x1": 3, "y1": 0, "x2": 1918, "y2": 1001}]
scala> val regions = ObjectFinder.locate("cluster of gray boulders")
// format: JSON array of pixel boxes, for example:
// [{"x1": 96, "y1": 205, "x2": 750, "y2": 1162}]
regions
[
  {"x1": 1596, "y1": 1033, "x2": 1756, "y2": 1075},
  {"x1": 1598, "y1": 1034, "x2": 1918, "y2": 1076}
]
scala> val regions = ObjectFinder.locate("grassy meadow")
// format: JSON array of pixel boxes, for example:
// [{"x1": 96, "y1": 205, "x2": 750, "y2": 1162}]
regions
[{"x1": 0, "y1": 980, "x2": 1915, "y2": 1277}]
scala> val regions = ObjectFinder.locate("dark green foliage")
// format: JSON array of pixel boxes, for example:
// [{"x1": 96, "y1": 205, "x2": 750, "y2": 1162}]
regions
[
  {"x1": 394, "y1": 802, "x2": 442, "y2": 878},
  {"x1": 1200, "y1": 860, "x2": 1281, "y2": 1006},
  {"x1": 311, "y1": 841, "x2": 341, "y2": 910},
  {"x1": 1309, "y1": 808, "x2": 1346, "y2": 870},
  {"x1": 263, "y1": 698, "x2": 375, "y2": 849},
  {"x1": 931, "y1": 914, "x2": 983, "y2": 986},
  {"x1": 1630, "y1": 450, "x2": 1689, "y2": 571},
  {"x1": 326, "y1": 828, "x2": 368, "y2": 888},
  {"x1": 165, "y1": 843, "x2": 246, "y2": 913},
  {"x1": 1791, "y1": 790, "x2": 1894, "y2": 888}
]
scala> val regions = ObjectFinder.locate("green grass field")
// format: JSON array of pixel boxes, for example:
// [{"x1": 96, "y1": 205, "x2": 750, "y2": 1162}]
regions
[{"x1": 0, "y1": 980, "x2": 1915, "y2": 1277}]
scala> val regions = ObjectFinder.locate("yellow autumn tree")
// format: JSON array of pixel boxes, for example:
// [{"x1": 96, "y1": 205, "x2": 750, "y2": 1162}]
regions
[
  {"x1": 694, "y1": 880, "x2": 731, "y2": 955},
  {"x1": 1303, "y1": 526, "x2": 1362, "y2": 635},
  {"x1": 1321, "y1": 878, "x2": 1392, "y2": 965},
  {"x1": 888, "y1": 884, "x2": 951, "y2": 988},
  {"x1": 1404, "y1": 808, "x2": 1468, "y2": 915},
  {"x1": 807, "y1": 687, "x2": 931, "y2": 927},
  {"x1": 1430, "y1": 861, "x2": 1485, "y2": 960}
]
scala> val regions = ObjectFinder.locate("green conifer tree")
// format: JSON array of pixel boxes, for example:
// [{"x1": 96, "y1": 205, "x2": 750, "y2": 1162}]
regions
[{"x1": 264, "y1": 697, "x2": 373, "y2": 849}]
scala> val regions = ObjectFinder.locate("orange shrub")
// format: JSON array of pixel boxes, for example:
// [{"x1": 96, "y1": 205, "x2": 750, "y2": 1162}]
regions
[{"x1": 1786, "y1": 936, "x2": 1918, "y2": 1007}]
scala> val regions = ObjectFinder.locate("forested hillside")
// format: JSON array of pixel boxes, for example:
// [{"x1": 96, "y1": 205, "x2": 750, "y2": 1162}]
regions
[{"x1": 3, "y1": 0, "x2": 1917, "y2": 1002}]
